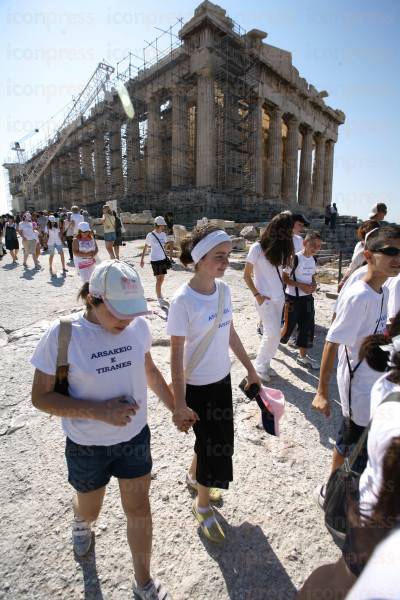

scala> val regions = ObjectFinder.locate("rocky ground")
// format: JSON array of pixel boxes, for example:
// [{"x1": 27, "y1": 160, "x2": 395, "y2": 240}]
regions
[{"x1": 0, "y1": 241, "x2": 342, "y2": 600}]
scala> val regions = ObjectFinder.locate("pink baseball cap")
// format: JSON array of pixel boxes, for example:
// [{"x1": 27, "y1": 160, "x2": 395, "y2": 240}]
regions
[{"x1": 89, "y1": 260, "x2": 150, "y2": 319}]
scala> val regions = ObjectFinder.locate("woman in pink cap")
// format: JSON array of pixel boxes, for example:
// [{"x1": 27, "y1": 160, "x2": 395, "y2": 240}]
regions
[{"x1": 72, "y1": 221, "x2": 99, "y2": 283}]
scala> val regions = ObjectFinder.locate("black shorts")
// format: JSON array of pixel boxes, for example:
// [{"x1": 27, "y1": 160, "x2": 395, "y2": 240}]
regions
[
  {"x1": 186, "y1": 374, "x2": 234, "y2": 489},
  {"x1": 65, "y1": 425, "x2": 152, "y2": 493},
  {"x1": 280, "y1": 294, "x2": 315, "y2": 348},
  {"x1": 151, "y1": 259, "x2": 169, "y2": 276}
]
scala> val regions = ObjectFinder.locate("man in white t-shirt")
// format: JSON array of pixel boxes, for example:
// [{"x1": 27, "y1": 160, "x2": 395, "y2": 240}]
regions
[
  {"x1": 19, "y1": 213, "x2": 40, "y2": 269},
  {"x1": 70, "y1": 205, "x2": 82, "y2": 236},
  {"x1": 312, "y1": 226, "x2": 400, "y2": 496},
  {"x1": 140, "y1": 216, "x2": 169, "y2": 308}
]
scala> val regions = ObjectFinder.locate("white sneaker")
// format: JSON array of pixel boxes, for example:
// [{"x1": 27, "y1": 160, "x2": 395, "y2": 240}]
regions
[
  {"x1": 133, "y1": 578, "x2": 170, "y2": 600},
  {"x1": 313, "y1": 483, "x2": 326, "y2": 510},
  {"x1": 288, "y1": 337, "x2": 297, "y2": 348},
  {"x1": 72, "y1": 518, "x2": 92, "y2": 556},
  {"x1": 298, "y1": 355, "x2": 320, "y2": 370}
]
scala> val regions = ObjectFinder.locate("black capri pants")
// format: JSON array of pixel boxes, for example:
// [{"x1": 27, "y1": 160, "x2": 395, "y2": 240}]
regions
[
  {"x1": 186, "y1": 374, "x2": 233, "y2": 489},
  {"x1": 280, "y1": 294, "x2": 315, "y2": 348}
]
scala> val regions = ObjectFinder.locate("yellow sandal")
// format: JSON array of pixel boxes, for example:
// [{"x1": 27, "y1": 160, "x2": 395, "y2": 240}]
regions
[
  {"x1": 186, "y1": 474, "x2": 222, "y2": 503},
  {"x1": 192, "y1": 501, "x2": 225, "y2": 543}
]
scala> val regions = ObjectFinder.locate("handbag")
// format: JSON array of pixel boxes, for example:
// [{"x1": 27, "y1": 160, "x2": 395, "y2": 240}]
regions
[
  {"x1": 323, "y1": 391, "x2": 400, "y2": 538},
  {"x1": 343, "y1": 293, "x2": 385, "y2": 445},
  {"x1": 151, "y1": 232, "x2": 172, "y2": 269},
  {"x1": 54, "y1": 318, "x2": 72, "y2": 395}
]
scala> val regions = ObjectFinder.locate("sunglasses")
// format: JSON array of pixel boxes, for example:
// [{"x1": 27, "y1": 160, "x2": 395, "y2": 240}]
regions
[{"x1": 373, "y1": 246, "x2": 400, "y2": 257}]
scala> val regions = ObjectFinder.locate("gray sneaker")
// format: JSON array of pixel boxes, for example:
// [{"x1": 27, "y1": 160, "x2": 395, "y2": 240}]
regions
[
  {"x1": 298, "y1": 355, "x2": 320, "y2": 370},
  {"x1": 72, "y1": 518, "x2": 92, "y2": 556},
  {"x1": 133, "y1": 578, "x2": 170, "y2": 600},
  {"x1": 313, "y1": 483, "x2": 326, "y2": 510}
]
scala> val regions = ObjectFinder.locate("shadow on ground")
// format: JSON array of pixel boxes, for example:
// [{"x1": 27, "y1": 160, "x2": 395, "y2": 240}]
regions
[
  {"x1": 200, "y1": 515, "x2": 297, "y2": 600},
  {"x1": 74, "y1": 534, "x2": 104, "y2": 600}
]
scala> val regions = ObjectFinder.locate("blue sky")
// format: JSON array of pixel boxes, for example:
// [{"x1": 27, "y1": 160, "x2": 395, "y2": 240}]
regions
[{"x1": 1, "y1": 0, "x2": 399, "y2": 221}]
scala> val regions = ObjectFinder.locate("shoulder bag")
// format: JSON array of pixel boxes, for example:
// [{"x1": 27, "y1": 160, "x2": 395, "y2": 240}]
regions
[{"x1": 151, "y1": 232, "x2": 172, "y2": 269}]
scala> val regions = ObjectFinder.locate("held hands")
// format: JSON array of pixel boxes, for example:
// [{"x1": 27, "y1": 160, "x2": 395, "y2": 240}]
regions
[
  {"x1": 312, "y1": 391, "x2": 331, "y2": 418},
  {"x1": 98, "y1": 397, "x2": 138, "y2": 426},
  {"x1": 173, "y1": 405, "x2": 199, "y2": 433}
]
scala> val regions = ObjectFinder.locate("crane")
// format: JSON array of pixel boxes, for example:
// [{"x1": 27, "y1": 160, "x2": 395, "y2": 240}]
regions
[{"x1": 22, "y1": 61, "x2": 114, "y2": 195}]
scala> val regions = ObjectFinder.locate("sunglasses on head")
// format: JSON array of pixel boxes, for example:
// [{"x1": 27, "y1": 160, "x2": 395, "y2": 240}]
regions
[{"x1": 374, "y1": 246, "x2": 400, "y2": 257}]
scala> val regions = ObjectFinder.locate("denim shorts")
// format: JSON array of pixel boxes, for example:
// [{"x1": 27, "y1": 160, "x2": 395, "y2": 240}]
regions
[
  {"x1": 104, "y1": 232, "x2": 116, "y2": 242},
  {"x1": 49, "y1": 244, "x2": 64, "y2": 256},
  {"x1": 65, "y1": 425, "x2": 152, "y2": 493}
]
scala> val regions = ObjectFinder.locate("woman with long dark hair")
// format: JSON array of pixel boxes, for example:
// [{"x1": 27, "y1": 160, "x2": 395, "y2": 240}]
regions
[{"x1": 243, "y1": 213, "x2": 294, "y2": 381}]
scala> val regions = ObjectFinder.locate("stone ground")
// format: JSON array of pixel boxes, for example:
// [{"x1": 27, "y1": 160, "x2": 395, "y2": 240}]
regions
[{"x1": 0, "y1": 241, "x2": 342, "y2": 600}]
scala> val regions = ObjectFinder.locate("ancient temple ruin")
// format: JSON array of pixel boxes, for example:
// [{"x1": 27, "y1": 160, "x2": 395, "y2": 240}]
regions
[{"x1": 4, "y1": 1, "x2": 345, "y2": 223}]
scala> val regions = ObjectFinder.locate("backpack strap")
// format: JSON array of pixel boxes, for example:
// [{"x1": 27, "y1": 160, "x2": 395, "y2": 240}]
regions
[{"x1": 56, "y1": 318, "x2": 72, "y2": 384}]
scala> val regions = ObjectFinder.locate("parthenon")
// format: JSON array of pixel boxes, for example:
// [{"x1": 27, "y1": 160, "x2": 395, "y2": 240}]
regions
[{"x1": 4, "y1": 1, "x2": 345, "y2": 223}]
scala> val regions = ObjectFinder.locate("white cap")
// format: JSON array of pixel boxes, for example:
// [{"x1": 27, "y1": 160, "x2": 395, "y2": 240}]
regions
[
  {"x1": 78, "y1": 221, "x2": 91, "y2": 232},
  {"x1": 48, "y1": 215, "x2": 57, "y2": 223},
  {"x1": 89, "y1": 260, "x2": 150, "y2": 319},
  {"x1": 154, "y1": 216, "x2": 167, "y2": 226}
]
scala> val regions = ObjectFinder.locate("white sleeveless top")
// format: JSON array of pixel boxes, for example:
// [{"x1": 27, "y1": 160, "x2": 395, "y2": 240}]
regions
[{"x1": 73, "y1": 239, "x2": 96, "y2": 271}]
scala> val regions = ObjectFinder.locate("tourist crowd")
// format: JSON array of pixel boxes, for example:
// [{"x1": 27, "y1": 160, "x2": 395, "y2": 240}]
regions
[{"x1": 2, "y1": 199, "x2": 399, "y2": 599}]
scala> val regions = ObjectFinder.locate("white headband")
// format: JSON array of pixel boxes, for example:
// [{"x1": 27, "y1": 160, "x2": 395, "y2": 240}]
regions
[{"x1": 191, "y1": 230, "x2": 231, "y2": 264}]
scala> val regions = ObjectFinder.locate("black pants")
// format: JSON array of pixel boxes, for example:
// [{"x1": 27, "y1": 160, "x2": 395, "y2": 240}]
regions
[
  {"x1": 186, "y1": 374, "x2": 233, "y2": 489},
  {"x1": 66, "y1": 236, "x2": 73, "y2": 261},
  {"x1": 280, "y1": 294, "x2": 315, "y2": 348}
]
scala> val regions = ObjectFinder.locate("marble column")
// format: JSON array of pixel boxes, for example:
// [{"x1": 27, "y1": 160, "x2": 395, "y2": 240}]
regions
[
  {"x1": 126, "y1": 116, "x2": 142, "y2": 194},
  {"x1": 196, "y1": 73, "x2": 215, "y2": 187},
  {"x1": 265, "y1": 107, "x2": 283, "y2": 198},
  {"x1": 109, "y1": 122, "x2": 124, "y2": 200},
  {"x1": 323, "y1": 139, "x2": 335, "y2": 208},
  {"x1": 50, "y1": 159, "x2": 61, "y2": 209},
  {"x1": 249, "y1": 97, "x2": 264, "y2": 195},
  {"x1": 68, "y1": 147, "x2": 81, "y2": 206},
  {"x1": 94, "y1": 131, "x2": 107, "y2": 203},
  {"x1": 223, "y1": 91, "x2": 241, "y2": 189},
  {"x1": 147, "y1": 97, "x2": 162, "y2": 192},
  {"x1": 311, "y1": 133, "x2": 326, "y2": 208},
  {"x1": 59, "y1": 153, "x2": 71, "y2": 207},
  {"x1": 298, "y1": 126, "x2": 313, "y2": 206},
  {"x1": 171, "y1": 90, "x2": 188, "y2": 187},
  {"x1": 81, "y1": 141, "x2": 95, "y2": 205},
  {"x1": 282, "y1": 116, "x2": 300, "y2": 203}
]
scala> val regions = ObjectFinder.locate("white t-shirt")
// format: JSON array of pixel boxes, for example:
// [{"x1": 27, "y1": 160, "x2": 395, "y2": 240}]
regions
[
  {"x1": 359, "y1": 375, "x2": 400, "y2": 516},
  {"x1": 166, "y1": 281, "x2": 232, "y2": 385},
  {"x1": 327, "y1": 281, "x2": 388, "y2": 426},
  {"x1": 386, "y1": 273, "x2": 400, "y2": 321},
  {"x1": 334, "y1": 264, "x2": 369, "y2": 313},
  {"x1": 48, "y1": 228, "x2": 63, "y2": 246},
  {"x1": 345, "y1": 527, "x2": 400, "y2": 600},
  {"x1": 246, "y1": 242, "x2": 284, "y2": 301},
  {"x1": 293, "y1": 234, "x2": 304, "y2": 254},
  {"x1": 285, "y1": 251, "x2": 316, "y2": 297},
  {"x1": 348, "y1": 241, "x2": 366, "y2": 275},
  {"x1": 70, "y1": 213, "x2": 82, "y2": 235},
  {"x1": 145, "y1": 231, "x2": 167, "y2": 262},
  {"x1": 30, "y1": 313, "x2": 152, "y2": 446},
  {"x1": 19, "y1": 221, "x2": 36, "y2": 241}
]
